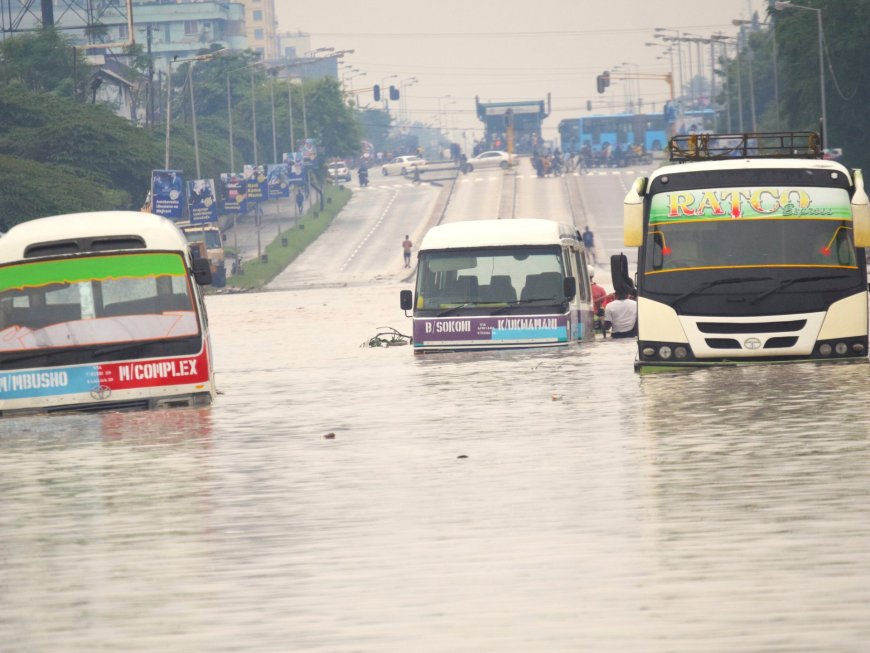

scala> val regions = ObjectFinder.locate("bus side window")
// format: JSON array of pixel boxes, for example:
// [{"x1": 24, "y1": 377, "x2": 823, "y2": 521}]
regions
[{"x1": 573, "y1": 250, "x2": 590, "y2": 302}]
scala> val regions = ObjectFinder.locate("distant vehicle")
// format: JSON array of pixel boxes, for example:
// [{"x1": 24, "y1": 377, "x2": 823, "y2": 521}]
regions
[
  {"x1": 176, "y1": 221, "x2": 226, "y2": 287},
  {"x1": 558, "y1": 108, "x2": 716, "y2": 154},
  {"x1": 0, "y1": 211, "x2": 216, "y2": 416},
  {"x1": 400, "y1": 219, "x2": 595, "y2": 352},
  {"x1": 327, "y1": 161, "x2": 352, "y2": 182},
  {"x1": 382, "y1": 155, "x2": 427, "y2": 176},
  {"x1": 465, "y1": 150, "x2": 514, "y2": 171},
  {"x1": 617, "y1": 131, "x2": 870, "y2": 372}
]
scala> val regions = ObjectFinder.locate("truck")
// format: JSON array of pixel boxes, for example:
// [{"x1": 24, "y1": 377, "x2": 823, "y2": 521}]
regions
[
  {"x1": 176, "y1": 221, "x2": 227, "y2": 287},
  {"x1": 613, "y1": 131, "x2": 870, "y2": 372}
]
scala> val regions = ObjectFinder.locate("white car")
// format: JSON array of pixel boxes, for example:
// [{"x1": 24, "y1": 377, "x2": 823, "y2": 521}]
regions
[
  {"x1": 327, "y1": 161, "x2": 351, "y2": 182},
  {"x1": 465, "y1": 150, "x2": 515, "y2": 171},
  {"x1": 381, "y1": 155, "x2": 427, "y2": 176}
]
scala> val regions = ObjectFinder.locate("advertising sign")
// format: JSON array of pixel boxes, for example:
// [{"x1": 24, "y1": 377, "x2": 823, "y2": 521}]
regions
[
  {"x1": 0, "y1": 349, "x2": 210, "y2": 401},
  {"x1": 220, "y1": 172, "x2": 247, "y2": 213},
  {"x1": 650, "y1": 186, "x2": 852, "y2": 224},
  {"x1": 283, "y1": 152, "x2": 306, "y2": 185},
  {"x1": 150, "y1": 170, "x2": 185, "y2": 220},
  {"x1": 267, "y1": 163, "x2": 290, "y2": 199},
  {"x1": 243, "y1": 165, "x2": 268, "y2": 205},
  {"x1": 187, "y1": 178, "x2": 218, "y2": 223},
  {"x1": 412, "y1": 315, "x2": 569, "y2": 349},
  {"x1": 299, "y1": 138, "x2": 318, "y2": 161}
]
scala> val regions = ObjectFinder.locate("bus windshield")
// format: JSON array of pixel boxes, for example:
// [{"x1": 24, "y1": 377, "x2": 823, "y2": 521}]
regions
[
  {"x1": 644, "y1": 185, "x2": 858, "y2": 276},
  {"x1": 416, "y1": 246, "x2": 566, "y2": 313},
  {"x1": 182, "y1": 228, "x2": 222, "y2": 250},
  {"x1": 0, "y1": 252, "x2": 198, "y2": 353}
]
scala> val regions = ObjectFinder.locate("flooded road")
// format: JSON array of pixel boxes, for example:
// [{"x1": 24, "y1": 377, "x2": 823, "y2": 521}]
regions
[{"x1": 3, "y1": 281, "x2": 870, "y2": 651}]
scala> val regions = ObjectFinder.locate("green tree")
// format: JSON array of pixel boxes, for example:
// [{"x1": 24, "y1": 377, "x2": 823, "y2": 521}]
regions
[
  {"x1": 720, "y1": 1, "x2": 870, "y2": 171},
  {"x1": 0, "y1": 27, "x2": 78, "y2": 96}
]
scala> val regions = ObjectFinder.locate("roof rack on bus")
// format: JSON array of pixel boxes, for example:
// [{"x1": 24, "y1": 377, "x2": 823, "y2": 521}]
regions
[{"x1": 668, "y1": 131, "x2": 821, "y2": 163}]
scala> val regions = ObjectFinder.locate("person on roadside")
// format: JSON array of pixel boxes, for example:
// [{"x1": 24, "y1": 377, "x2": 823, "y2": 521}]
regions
[
  {"x1": 402, "y1": 235, "x2": 413, "y2": 268},
  {"x1": 295, "y1": 188, "x2": 304, "y2": 216},
  {"x1": 604, "y1": 289, "x2": 638, "y2": 339},
  {"x1": 582, "y1": 225, "x2": 597, "y2": 265}
]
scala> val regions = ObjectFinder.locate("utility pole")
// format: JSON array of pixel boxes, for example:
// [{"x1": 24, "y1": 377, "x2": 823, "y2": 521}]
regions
[{"x1": 146, "y1": 25, "x2": 154, "y2": 129}]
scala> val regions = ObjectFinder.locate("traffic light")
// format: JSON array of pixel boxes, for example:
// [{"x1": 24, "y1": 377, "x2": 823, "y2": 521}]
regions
[
  {"x1": 587, "y1": 100, "x2": 592, "y2": 111},
  {"x1": 389, "y1": 85, "x2": 399, "y2": 101},
  {"x1": 596, "y1": 75, "x2": 605, "y2": 94},
  {"x1": 373, "y1": 84, "x2": 381, "y2": 102}
]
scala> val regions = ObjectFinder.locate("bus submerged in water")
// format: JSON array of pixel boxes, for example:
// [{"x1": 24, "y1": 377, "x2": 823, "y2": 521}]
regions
[
  {"x1": 0, "y1": 211, "x2": 216, "y2": 416},
  {"x1": 614, "y1": 132, "x2": 870, "y2": 372},
  {"x1": 400, "y1": 219, "x2": 595, "y2": 352}
]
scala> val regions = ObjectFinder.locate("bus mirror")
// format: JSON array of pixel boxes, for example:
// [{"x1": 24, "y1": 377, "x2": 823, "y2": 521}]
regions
[
  {"x1": 624, "y1": 176, "x2": 646, "y2": 247},
  {"x1": 851, "y1": 169, "x2": 870, "y2": 247},
  {"x1": 192, "y1": 257, "x2": 213, "y2": 286},
  {"x1": 400, "y1": 289, "x2": 413, "y2": 311},
  {"x1": 563, "y1": 276, "x2": 576, "y2": 301},
  {"x1": 611, "y1": 253, "x2": 632, "y2": 296}
]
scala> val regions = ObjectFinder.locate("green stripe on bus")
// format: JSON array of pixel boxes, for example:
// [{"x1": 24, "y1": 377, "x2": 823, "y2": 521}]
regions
[{"x1": 0, "y1": 253, "x2": 186, "y2": 292}]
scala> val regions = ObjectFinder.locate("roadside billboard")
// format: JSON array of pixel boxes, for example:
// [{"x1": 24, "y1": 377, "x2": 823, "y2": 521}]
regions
[
  {"x1": 187, "y1": 178, "x2": 218, "y2": 223},
  {"x1": 267, "y1": 163, "x2": 290, "y2": 199},
  {"x1": 150, "y1": 170, "x2": 184, "y2": 220},
  {"x1": 243, "y1": 164, "x2": 268, "y2": 205},
  {"x1": 220, "y1": 172, "x2": 247, "y2": 213}
]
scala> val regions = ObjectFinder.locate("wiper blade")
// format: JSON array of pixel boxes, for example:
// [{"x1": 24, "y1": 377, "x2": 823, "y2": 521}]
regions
[
  {"x1": 749, "y1": 274, "x2": 850, "y2": 305},
  {"x1": 672, "y1": 276, "x2": 771, "y2": 308},
  {"x1": 436, "y1": 303, "x2": 476, "y2": 317}
]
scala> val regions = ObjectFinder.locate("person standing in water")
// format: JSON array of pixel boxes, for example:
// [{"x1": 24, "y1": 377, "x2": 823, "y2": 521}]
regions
[{"x1": 402, "y1": 235, "x2": 413, "y2": 268}]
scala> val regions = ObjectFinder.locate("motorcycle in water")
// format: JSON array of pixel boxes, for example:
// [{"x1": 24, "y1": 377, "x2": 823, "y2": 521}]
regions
[{"x1": 358, "y1": 168, "x2": 369, "y2": 187}]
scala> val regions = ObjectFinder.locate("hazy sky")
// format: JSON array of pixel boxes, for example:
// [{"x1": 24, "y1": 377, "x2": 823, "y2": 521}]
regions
[{"x1": 276, "y1": 0, "x2": 769, "y2": 143}]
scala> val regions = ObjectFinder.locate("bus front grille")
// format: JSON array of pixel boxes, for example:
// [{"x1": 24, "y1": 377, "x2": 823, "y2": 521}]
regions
[{"x1": 696, "y1": 320, "x2": 806, "y2": 334}]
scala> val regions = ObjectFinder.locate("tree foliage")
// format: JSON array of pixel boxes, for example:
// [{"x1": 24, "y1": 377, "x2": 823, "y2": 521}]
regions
[
  {"x1": 0, "y1": 27, "x2": 77, "y2": 95},
  {"x1": 720, "y1": 1, "x2": 870, "y2": 171},
  {"x1": 0, "y1": 30, "x2": 370, "y2": 228}
]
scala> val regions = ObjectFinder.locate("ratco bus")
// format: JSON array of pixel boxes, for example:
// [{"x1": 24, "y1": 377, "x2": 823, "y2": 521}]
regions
[
  {"x1": 0, "y1": 211, "x2": 216, "y2": 416},
  {"x1": 614, "y1": 132, "x2": 870, "y2": 371},
  {"x1": 400, "y1": 219, "x2": 594, "y2": 352}
]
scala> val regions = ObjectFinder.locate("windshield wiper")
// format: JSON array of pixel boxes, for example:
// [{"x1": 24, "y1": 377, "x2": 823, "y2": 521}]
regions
[
  {"x1": 749, "y1": 274, "x2": 850, "y2": 305},
  {"x1": 672, "y1": 276, "x2": 771, "y2": 308},
  {"x1": 436, "y1": 303, "x2": 477, "y2": 317}
]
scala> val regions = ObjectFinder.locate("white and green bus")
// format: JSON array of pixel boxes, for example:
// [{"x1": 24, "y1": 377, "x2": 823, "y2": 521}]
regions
[
  {"x1": 614, "y1": 132, "x2": 870, "y2": 371},
  {"x1": 0, "y1": 211, "x2": 216, "y2": 416}
]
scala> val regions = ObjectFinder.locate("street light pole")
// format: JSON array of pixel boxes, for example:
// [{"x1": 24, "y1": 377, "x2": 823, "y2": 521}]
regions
[
  {"x1": 655, "y1": 28, "x2": 684, "y2": 99},
  {"x1": 188, "y1": 63, "x2": 201, "y2": 178},
  {"x1": 269, "y1": 71, "x2": 277, "y2": 164},
  {"x1": 251, "y1": 69, "x2": 259, "y2": 164},
  {"x1": 226, "y1": 72, "x2": 235, "y2": 172},
  {"x1": 774, "y1": 1, "x2": 826, "y2": 149},
  {"x1": 164, "y1": 58, "x2": 174, "y2": 168}
]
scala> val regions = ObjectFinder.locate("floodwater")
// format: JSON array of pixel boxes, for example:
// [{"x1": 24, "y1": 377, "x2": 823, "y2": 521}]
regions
[{"x1": 2, "y1": 282, "x2": 870, "y2": 652}]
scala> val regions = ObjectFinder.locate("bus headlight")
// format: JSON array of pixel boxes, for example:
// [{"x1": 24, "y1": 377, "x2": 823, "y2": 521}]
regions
[
  {"x1": 834, "y1": 342, "x2": 848, "y2": 355},
  {"x1": 852, "y1": 343, "x2": 865, "y2": 354},
  {"x1": 818, "y1": 343, "x2": 832, "y2": 356},
  {"x1": 674, "y1": 346, "x2": 689, "y2": 360},
  {"x1": 659, "y1": 346, "x2": 673, "y2": 359},
  {"x1": 642, "y1": 346, "x2": 656, "y2": 357}
]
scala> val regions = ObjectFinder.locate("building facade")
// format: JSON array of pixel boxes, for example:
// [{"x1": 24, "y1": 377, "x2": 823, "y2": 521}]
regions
[{"x1": 237, "y1": 0, "x2": 277, "y2": 59}]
